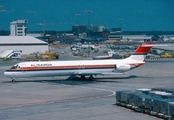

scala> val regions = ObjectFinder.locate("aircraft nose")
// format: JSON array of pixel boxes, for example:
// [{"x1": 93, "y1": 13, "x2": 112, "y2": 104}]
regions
[{"x1": 4, "y1": 71, "x2": 12, "y2": 77}]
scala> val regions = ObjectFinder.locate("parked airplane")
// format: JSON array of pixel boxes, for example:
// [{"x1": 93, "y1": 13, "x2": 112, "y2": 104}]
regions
[{"x1": 4, "y1": 43, "x2": 153, "y2": 82}]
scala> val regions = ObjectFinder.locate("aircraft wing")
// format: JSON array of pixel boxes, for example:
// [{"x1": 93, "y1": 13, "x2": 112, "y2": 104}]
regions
[{"x1": 73, "y1": 71, "x2": 124, "y2": 76}]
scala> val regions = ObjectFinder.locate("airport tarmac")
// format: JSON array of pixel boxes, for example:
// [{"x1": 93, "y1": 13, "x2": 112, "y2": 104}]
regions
[{"x1": 0, "y1": 59, "x2": 174, "y2": 120}]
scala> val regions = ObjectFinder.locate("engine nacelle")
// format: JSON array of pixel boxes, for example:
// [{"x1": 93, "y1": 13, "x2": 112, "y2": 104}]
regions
[{"x1": 115, "y1": 64, "x2": 131, "y2": 72}]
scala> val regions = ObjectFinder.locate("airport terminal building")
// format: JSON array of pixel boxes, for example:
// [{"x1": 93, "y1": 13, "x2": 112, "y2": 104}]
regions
[{"x1": 0, "y1": 36, "x2": 48, "y2": 55}]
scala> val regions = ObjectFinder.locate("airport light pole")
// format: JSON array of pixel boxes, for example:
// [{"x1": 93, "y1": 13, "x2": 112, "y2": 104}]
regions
[
  {"x1": 88, "y1": 42, "x2": 91, "y2": 57},
  {"x1": 85, "y1": 10, "x2": 93, "y2": 38},
  {"x1": 85, "y1": 10, "x2": 93, "y2": 58},
  {"x1": 36, "y1": 21, "x2": 46, "y2": 36},
  {"x1": 76, "y1": 14, "x2": 81, "y2": 37}
]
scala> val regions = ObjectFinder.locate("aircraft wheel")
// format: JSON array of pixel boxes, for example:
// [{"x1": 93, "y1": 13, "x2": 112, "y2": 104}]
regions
[
  {"x1": 11, "y1": 79, "x2": 15, "y2": 82},
  {"x1": 88, "y1": 75, "x2": 94, "y2": 81},
  {"x1": 81, "y1": 75, "x2": 86, "y2": 80}
]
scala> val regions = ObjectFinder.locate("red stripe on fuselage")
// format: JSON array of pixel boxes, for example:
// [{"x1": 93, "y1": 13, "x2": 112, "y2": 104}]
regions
[
  {"x1": 10, "y1": 64, "x2": 116, "y2": 71},
  {"x1": 9, "y1": 63, "x2": 144, "y2": 71},
  {"x1": 129, "y1": 63, "x2": 144, "y2": 67}
]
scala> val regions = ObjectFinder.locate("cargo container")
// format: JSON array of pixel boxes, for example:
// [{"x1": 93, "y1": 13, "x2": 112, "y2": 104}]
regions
[
  {"x1": 144, "y1": 96, "x2": 156, "y2": 114},
  {"x1": 155, "y1": 92, "x2": 172, "y2": 96},
  {"x1": 148, "y1": 90, "x2": 161, "y2": 97},
  {"x1": 125, "y1": 92, "x2": 146, "y2": 110},
  {"x1": 165, "y1": 88, "x2": 174, "y2": 94},
  {"x1": 116, "y1": 90, "x2": 133, "y2": 106},
  {"x1": 151, "y1": 87, "x2": 166, "y2": 92},
  {"x1": 136, "y1": 88, "x2": 151, "y2": 95},
  {"x1": 158, "y1": 99, "x2": 174, "y2": 118},
  {"x1": 148, "y1": 91, "x2": 172, "y2": 98},
  {"x1": 161, "y1": 94, "x2": 174, "y2": 99},
  {"x1": 115, "y1": 88, "x2": 174, "y2": 119},
  {"x1": 168, "y1": 102, "x2": 174, "y2": 119},
  {"x1": 150, "y1": 98, "x2": 164, "y2": 116},
  {"x1": 126, "y1": 92, "x2": 140, "y2": 108},
  {"x1": 134, "y1": 94, "x2": 149, "y2": 112}
]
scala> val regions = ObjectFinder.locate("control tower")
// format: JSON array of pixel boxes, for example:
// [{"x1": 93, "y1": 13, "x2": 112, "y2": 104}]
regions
[{"x1": 10, "y1": 20, "x2": 28, "y2": 36}]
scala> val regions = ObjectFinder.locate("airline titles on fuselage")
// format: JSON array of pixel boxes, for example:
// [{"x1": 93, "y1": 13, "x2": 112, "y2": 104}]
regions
[{"x1": 31, "y1": 63, "x2": 52, "y2": 67}]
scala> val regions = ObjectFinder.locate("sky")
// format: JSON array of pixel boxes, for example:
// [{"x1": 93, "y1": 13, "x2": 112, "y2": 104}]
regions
[{"x1": 0, "y1": 0, "x2": 174, "y2": 31}]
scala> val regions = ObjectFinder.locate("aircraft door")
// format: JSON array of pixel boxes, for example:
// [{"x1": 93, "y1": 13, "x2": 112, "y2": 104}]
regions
[
  {"x1": 78, "y1": 64, "x2": 85, "y2": 69},
  {"x1": 21, "y1": 64, "x2": 27, "y2": 71}
]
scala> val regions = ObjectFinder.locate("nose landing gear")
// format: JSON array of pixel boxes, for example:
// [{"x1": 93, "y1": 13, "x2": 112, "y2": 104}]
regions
[{"x1": 11, "y1": 78, "x2": 15, "y2": 82}]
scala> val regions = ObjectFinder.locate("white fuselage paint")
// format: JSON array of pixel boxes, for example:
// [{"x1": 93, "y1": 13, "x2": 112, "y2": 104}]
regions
[{"x1": 4, "y1": 59, "x2": 143, "y2": 78}]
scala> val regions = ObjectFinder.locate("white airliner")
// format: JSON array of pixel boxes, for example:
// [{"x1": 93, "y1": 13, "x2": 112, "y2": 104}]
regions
[{"x1": 4, "y1": 43, "x2": 153, "y2": 82}]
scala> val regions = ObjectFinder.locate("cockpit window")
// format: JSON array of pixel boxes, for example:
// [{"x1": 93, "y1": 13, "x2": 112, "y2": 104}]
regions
[{"x1": 11, "y1": 64, "x2": 20, "y2": 69}]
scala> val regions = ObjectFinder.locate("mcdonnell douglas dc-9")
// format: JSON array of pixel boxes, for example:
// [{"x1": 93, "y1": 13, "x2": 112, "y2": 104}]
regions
[{"x1": 4, "y1": 43, "x2": 153, "y2": 82}]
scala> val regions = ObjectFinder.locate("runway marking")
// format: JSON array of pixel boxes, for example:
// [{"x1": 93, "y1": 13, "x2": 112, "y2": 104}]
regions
[
  {"x1": 0, "y1": 94, "x2": 113, "y2": 110},
  {"x1": 0, "y1": 76, "x2": 117, "y2": 110},
  {"x1": 0, "y1": 85, "x2": 115, "y2": 110},
  {"x1": 154, "y1": 69, "x2": 174, "y2": 74}
]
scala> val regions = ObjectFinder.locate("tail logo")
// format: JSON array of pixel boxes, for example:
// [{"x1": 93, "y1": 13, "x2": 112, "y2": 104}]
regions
[{"x1": 134, "y1": 43, "x2": 153, "y2": 55}]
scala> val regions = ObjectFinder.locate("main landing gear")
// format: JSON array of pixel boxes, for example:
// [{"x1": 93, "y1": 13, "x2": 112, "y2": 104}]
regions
[
  {"x1": 80, "y1": 75, "x2": 86, "y2": 80},
  {"x1": 80, "y1": 75, "x2": 94, "y2": 81},
  {"x1": 88, "y1": 75, "x2": 94, "y2": 81}
]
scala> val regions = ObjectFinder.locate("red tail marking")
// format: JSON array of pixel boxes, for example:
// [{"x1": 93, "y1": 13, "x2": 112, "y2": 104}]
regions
[{"x1": 134, "y1": 43, "x2": 153, "y2": 55}]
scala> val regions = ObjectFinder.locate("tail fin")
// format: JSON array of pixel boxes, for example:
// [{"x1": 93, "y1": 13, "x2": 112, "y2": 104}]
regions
[{"x1": 126, "y1": 43, "x2": 153, "y2": 61}]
